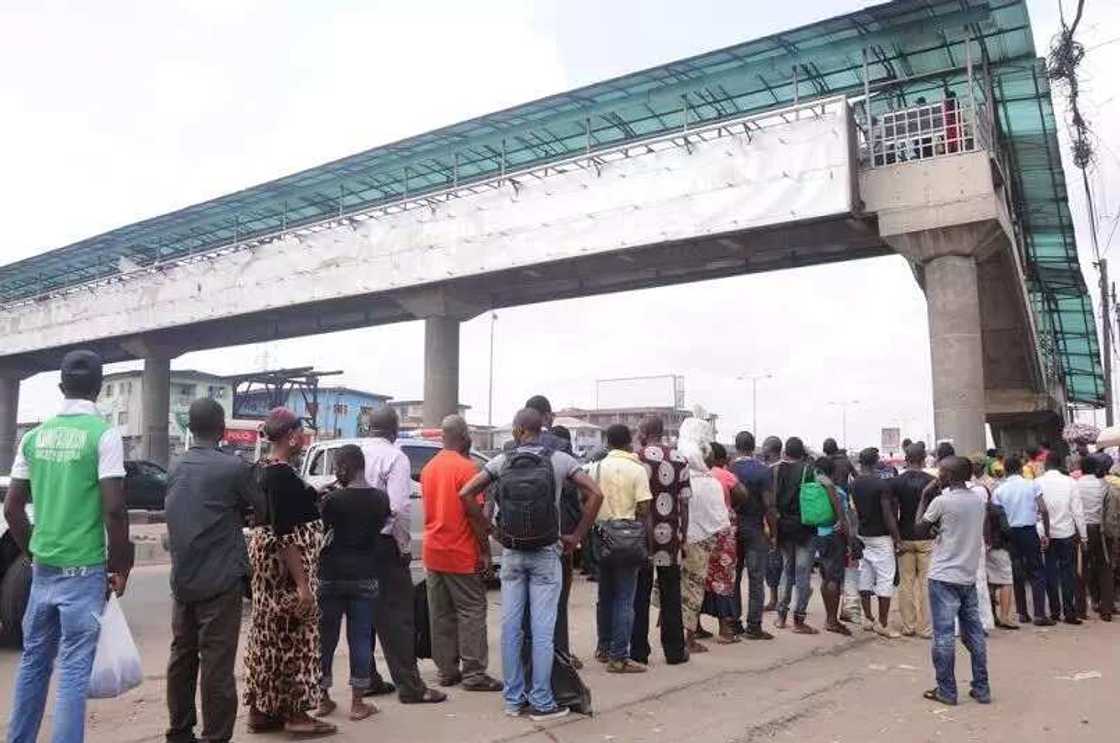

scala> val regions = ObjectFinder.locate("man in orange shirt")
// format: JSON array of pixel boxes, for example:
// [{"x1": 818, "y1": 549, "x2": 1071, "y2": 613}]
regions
[{"x1": 420, "y1": 415, "x2": 503, "y2": 691}]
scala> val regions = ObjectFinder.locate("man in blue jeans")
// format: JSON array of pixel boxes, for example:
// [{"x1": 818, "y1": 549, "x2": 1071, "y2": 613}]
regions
[
  {"x1": 914, "y1": 456, "x2": 991, "y2": 706},
  {"x1": 4, "y1": 350, "x2": 133, "y2": 743},
  {"x1": 772, "y1": 437, "x2": 818, "y2": 633},
  {"x1": 590, "y1": 424, "x2": 651, "y2": 672},
  {"x1": 460, "y1": 408, "x2": 603, "y2": 721}
]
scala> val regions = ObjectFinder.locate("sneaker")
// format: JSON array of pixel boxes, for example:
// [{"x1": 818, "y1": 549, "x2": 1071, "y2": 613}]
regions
[
  {"x1": 607, "y1": 659, "x2": 648, "y2": 674},
  {"x1": 504, "y1": 704, "x2": 529, "y2": 718},
  {"x1": 528, "y1": 707, "x2": 570, "y2": 722},
  {"x1": 874, "y1": 622, "x2": 901, "y2": 639}
]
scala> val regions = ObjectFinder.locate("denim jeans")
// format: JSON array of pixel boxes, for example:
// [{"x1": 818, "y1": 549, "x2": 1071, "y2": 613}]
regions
[
  {"x1": 8, "y1": 563, "x2": 106, "y2": 743},
  {"x1": 738, "y1": 525, "x2": 770, "y2": 630},
  {"x1": 777, "y1": 539, "x2": 814, "y2": 620},
  {"x1": 1044, "y1": 536, "x2": 1078, "y2": 621},
  {"x1": 319, "y1": 579, "x2": 377, "y2": 690},
  {"x1": 595, "y1": 561, "x2": 639, "y2": 661},
  {"x1": 500, "y1": 546, "x2": 562, "y2": 712},
  {"x1": 928, "y1": 579, "x2": 990, "y2": 704}
]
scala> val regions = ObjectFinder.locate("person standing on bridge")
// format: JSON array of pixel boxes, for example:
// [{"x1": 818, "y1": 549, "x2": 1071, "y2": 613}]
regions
[
  {"x1": 360, "y1": 407, "x2": 447, "y2": 705},
  {"x1": 243, "y1": 408, "x2": 336, "y2": 737},
  {"x1": 5, "y1": 349, "x2": 132, "y2": 743},
  {"x1": 915, "y1": 456, "x2": 992, "y2": 706},
  {"x1": 165, "y1": 398, "x2": 263, "y2": 743}
]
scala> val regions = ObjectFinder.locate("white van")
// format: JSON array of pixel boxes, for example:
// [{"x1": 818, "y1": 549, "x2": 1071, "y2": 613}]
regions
[{"x1": 300, "y1": 437, "x2": 501, "y2": 575}]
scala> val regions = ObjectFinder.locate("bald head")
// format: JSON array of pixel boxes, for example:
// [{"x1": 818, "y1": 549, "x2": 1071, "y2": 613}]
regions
[
  {"x1": 512, "y1": 407, "x2": 543, "y2": 443},
  {"x1": 370, "y1": 406, "x2": 400, "y2": 441},
  {"x1": 441, "y1": 414, "x2": 470, "y2": 452},
  {"x1": 638, "y1": 416, "x2": 664, "y2": 444}
]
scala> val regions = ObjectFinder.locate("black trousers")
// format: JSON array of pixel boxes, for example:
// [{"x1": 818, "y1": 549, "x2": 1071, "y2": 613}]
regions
[
  {"x1": 555, "y1": 552, "x2": 573, "y2": 654},
  {"x1": 1086, "y1": 525, "x2": 1116, "y2": 617},
  {"x1": 166, "y1": 586, "x2": 243, "y2": 743},
  {"x1": 1009, "y1": 526, "x2": 1047, "y2": 619},
  {"x1": 630, "y1": 563, "x2": 686, "y2": 664},
  {"x1": 368, "y1": 536, "x2": 427, "y2": 700},
  {"x1": 1044, "y1": 536, "x2": 1078, "y2": 621}
]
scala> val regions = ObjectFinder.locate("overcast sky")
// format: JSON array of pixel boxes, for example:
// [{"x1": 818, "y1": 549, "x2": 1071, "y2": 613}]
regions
[{"x1": 2, "y1": 0, "x2": 1119, "y2": 450}]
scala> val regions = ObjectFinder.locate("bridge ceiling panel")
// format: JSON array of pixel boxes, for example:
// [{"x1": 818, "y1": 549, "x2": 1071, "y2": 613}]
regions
[{"x1": 0, "y1": 0, "x2": 1101, "y2": 405}]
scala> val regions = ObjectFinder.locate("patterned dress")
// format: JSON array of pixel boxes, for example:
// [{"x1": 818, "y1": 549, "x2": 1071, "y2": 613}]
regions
[
  {"x1": 702, "y1": 467, "x2": 739, "y2": 618},
  {"x1": 243, "y1": 461, "x2": 324, "y2": 719}
]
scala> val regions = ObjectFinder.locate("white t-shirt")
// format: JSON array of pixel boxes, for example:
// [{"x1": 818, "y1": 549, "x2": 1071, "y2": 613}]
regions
[{"x1": 686, "y1": 469, "x2": 730, "y2": 543}]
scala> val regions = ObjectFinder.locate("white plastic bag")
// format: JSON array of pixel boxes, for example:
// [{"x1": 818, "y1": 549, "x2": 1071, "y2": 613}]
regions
[{"x1": 87, "y1": 594, "x2": 143, "y2": 698}]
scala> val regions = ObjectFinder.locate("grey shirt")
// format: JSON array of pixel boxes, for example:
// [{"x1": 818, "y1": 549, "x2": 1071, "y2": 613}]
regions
[
  {"x1": 484, "y1": 442, "x2": 581, "y2": 551},
  {"x1": 166, "y1": 445, "x2": 262, "y2": 603},
  {"x1": 923, "y1": 487, "x2": 986, "y2": 585}
]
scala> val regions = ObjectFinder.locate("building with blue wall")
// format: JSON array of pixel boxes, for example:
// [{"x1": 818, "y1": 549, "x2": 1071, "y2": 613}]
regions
[{"x1": 236, "y1": 386, "x2": 391, "y2": 439}]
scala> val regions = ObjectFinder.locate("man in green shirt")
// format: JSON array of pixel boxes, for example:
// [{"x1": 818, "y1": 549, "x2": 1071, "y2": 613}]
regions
[{"x1": 4, "y1": 349, "x2": 132, "y2": 743}]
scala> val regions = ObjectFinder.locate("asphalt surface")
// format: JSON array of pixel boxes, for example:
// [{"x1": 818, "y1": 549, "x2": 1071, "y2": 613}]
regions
[{"x1": 1, "y1": 566, "x2": 1118, "y2": 742}]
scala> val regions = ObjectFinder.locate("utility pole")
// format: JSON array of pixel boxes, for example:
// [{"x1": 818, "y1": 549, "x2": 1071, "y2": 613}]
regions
[
  {"x1": 487, "y1": 312, "x2": 497, "y2": 434},
  {"x1": 1100, "y1": 260, "x2": 1113, "y2": 425}
]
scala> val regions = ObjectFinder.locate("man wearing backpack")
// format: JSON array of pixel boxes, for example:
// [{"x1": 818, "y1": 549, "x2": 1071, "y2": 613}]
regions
[{"x1": 459, "y1": 408, "x2": 604, "y2": 721}]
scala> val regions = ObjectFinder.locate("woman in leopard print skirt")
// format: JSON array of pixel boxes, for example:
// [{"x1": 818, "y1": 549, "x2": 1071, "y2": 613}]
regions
[{"x1": 244, "y1": 408, "x2": 337, "y2": 737}]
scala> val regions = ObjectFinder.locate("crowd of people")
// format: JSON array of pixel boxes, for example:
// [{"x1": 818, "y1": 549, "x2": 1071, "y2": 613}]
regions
[{"x1": 5, "y1": 349, "x2": 1120, "y2": 742}]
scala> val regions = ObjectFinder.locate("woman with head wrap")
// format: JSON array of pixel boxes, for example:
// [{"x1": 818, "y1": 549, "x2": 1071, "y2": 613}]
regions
[
  {"x1": 676, "y1": 418, "x2": 730, "y2": 653},
  {"x1": 243, "y1": 408, "x2": 336, "y2": 736}
]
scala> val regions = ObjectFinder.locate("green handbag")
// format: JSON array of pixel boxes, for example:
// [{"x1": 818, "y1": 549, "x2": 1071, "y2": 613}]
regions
[{"x1": 798, "y1": 463, "x2": 835, "y2": 527}]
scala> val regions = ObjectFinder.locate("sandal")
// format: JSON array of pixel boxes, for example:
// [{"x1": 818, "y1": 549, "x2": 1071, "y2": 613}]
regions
[
  {"x1": 922, "y1": 688, "x2": 956, "y2": 706},
  {"x1": 284, "y1": 718, "x2": 338, "y2": 738},
  {"x1": 686, "y1": 638, "x2": 709, "y2": 653},
  {"x1": 400, "y1": 688, "x2": 448, "y2": 705},
  {"x1": 362, "y1": 681, "x2": 396, "y2": 698},
  {"x1": 247, "y1": 710, "x2": 284, "y2": 734},
  {"x1": 825, "y1": 622, "x2": 852, "y2": 637},
  {"x1": 714, "y1": 634, "x2": 741, "y2": 644},
  {"x1": 792, "y1": 622, "x2": 819, "y2": 635},
  {"x1": 462, "y1": 675, "x2": 504, "y2": 692},
  {"x1": 314, "y1": 698, "x2": 337, "y2": 717}
]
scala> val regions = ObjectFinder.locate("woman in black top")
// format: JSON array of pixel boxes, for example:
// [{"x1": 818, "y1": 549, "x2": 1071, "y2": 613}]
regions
[
  {"x1": 316, "y1": 445, "x2": 390, "y2": 721},
  {"x1": 243, "y1": 409, "x2": 336, "y2": 737}
]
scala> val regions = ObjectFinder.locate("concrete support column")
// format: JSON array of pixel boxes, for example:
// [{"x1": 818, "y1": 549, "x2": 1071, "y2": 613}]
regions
[
  {"x1": 925, "y1": 254, "x2": 987, "y2": 455},
  {"x1": 0, "y1": 376, "x2": 20, "y2": 475},
  {"x1": 423, "y1": 315, "x2": 460, "y2": 427},
  {"x1": 141, "y1": 355, "x2": 172, "y2": 467}
]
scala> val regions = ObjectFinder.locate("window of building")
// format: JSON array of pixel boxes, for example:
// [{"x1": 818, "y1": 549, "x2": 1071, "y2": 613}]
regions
[
  {"x1": 179, "y1": 384, "x2": 196, "y2": 397},
  {"x1": 208, "y1": 385, "x2": 226, "y2": 399},
  {"x1": 334, "y1": 403, "x2": 349, "y2": 415},
  {"x1": 104, "y1": 384, "x2": 113, "y2": 398},
  {"x1": 117, "y1": 411, "x2": 128, "y2": 426}
]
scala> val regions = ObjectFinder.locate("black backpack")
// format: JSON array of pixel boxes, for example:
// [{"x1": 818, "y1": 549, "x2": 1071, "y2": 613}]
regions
[{"x1": 495, "y1": 447, "x2": 559, "y2": 550}]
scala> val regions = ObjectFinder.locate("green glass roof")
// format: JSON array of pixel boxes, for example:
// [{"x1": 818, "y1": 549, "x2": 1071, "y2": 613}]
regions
[{"x1": 0, "y1": 0, "x2": 1102, "y2": 405}]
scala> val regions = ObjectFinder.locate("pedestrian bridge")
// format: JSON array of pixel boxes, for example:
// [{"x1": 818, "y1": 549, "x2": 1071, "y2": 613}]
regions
[{"x1": 0, "y1": 0, "x2": 1102, "y2": 469}]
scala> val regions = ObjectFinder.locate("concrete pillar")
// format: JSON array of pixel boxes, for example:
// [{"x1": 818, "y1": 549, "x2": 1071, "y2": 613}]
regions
[
  {"x1": 925, "y1": 254, "x2": 987, "y2": 455},
  {"x1": 141, "y1": 355, "x2": 172, "y2": 467},
  {"x1": 423, "y1": 315, "x2": 460, "y2": 427},
  {"x1": 0, "y1": 376, "x2": 20, "y2": 475}
]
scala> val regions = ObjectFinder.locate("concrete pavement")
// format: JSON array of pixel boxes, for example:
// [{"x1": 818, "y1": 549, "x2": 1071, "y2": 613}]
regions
[{"x1": 1, "y1": 566, "x2": 1118, "y2": 742}]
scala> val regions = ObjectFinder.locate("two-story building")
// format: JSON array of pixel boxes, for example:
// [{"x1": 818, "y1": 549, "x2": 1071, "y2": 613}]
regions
[{"x1": 97, "y1": 369, "x2": 234, "y2": 460}]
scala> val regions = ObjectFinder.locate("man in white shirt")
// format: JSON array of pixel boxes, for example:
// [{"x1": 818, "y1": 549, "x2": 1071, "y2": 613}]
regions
[
  {"x1": 1036, "y1": 451, "x2": 1085, "y2": 625},
  {"x1": 359, "y1": 408, "x2": 447, "y2": 704}
]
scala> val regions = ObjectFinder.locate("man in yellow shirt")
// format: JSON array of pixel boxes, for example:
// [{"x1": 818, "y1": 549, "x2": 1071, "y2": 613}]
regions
[{"x1": 589, "y1": 424, "x2": 652, "y2": 673}]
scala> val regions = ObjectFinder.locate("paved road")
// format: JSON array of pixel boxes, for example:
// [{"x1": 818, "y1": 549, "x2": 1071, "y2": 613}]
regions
[{"x1": 2, "y1": 568, "x2": 1118, "y2": 742}]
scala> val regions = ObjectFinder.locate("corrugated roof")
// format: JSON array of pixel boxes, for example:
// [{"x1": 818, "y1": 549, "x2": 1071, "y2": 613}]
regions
[{"x1": 0, "y1": 0, "x2": 1101, "y2": 404}]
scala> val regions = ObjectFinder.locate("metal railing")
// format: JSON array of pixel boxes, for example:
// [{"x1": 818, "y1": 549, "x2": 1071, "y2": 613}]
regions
[{"x1": 862, "y1": 96, "x2": 993, "y2": 167}]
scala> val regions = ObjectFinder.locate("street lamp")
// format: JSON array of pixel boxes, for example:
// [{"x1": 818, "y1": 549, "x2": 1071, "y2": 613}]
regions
[
  {"x1": 487, "y1": 312, "x2": 498, "y2": 434},
  {"x1": 737, "y1": 373, "x2": 772, "y2": 435},
  {"x1": 827, "y1": 399, "x2": 860, "y2": 449}
]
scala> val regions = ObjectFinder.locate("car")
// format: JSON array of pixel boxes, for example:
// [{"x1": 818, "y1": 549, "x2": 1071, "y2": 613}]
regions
[
  {"x1": 301, "y1": 436, "x2": 501, "y2": 577},
  {"x1": 123, "y1": 459, "x2": 169, "y2": 511},
  {"x1": 0, "y1": 475, "x2": 32, "y2": 646}
]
